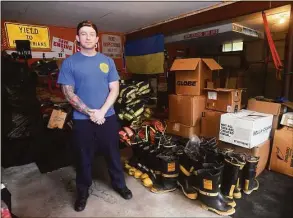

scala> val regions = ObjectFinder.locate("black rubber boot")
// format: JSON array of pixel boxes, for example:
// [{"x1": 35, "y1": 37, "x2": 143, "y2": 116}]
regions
[
  {"x1": 242, "y1": 155, "x2": 260, "y2": 195},
  {"x1": 150, "y1": 152, "x2": 179, "y2": 193},
  {"x1": 220, "y1": 154, "x2": 245, "y2": 200},
  {"x1": 201, "y1": 163, "x2": 236, "y2": 208},
  {"x1": 141, "y1": 147, "x2": 163, "y2": 187},
  {"x1": 177, "y1": 152, "x2": 198, "y2": 200},
  {"x1": 196, "y1": 169, "x2": 235, "y2": 216},
  {"x1": 233, "y1": 154, "x2": 246, "y2": 199}
]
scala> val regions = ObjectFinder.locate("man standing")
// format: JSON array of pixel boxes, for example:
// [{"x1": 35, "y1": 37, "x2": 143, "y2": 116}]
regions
[{"x1": 58, "y1": 20, "x2": 132, "y2": 212}]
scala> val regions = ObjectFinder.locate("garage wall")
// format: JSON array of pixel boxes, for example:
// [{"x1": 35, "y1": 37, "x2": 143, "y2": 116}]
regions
[
  {"x1": 1, "y1": 20, "x2": 125, "y2": 72},
  {"x1": 244, "y1": 32, "x2": 286, "y2": 99}
]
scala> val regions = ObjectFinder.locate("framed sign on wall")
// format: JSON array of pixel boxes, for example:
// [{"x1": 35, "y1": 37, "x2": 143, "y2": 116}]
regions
[
  {"x1": 5, "y1": 22, "x2": 50, "y2": 49},
  {"x1": 101, "y1": 34, "x2": 122, "y2": 59}
]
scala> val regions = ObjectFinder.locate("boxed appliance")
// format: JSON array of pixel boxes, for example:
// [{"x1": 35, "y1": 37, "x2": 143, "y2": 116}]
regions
[
  {"x1": 201, "y1": 110, "x2": 224, "y2": 138},
  {"x1": 204, "y1": 88, "x2": 243, "y2": 113},
  {"x1": 170, "y1": 58, "x2": 222, "y2": 96},
  {"x1": 166, "y1": 120, "x2": 200, "y2": 138},
  {"x1": 218, "y1": 140, "x2": 270, "y2": 177},
  {"x1": 219, "y1": 110, "x2": 273, "y2": 149},
  {"x1": 280, "y1": 112, "x2": 293, "y2": 128},
  {"x1": 247, "y1": 98, "x2": 286, "y2": 137},
  {"x1": 269, "y1": 127, "x2": 293, "y2": 177},
  {"x1": 169, "y1": 94, "x2": 206, "y2": 126}
]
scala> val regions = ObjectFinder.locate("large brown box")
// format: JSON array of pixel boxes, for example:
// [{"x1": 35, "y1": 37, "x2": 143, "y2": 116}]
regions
[
  {"x1": 247, "y1": 98, "x2": 285, "y2": 138},
  {"x1": 166, "y1": 120, "x2": 200, "y2": 138},
  {"x1": 170, "y1": 58, "x2": 222, "y2": 96},
  {"x1": 201, "y1": 110, "x2": 224, "y2": 138},
  {"x1": 169, "y1": 95, "x2": 206, "y2": 126},
  {"x1": 269, "y1": 127, "x2": 293, "y2": 177},
  {"x1": 204, "y1": 88, "x2": 243, "y2": 113},
  {"x1": 218, "y1": 140, "x2": 270, "y2": 177}
]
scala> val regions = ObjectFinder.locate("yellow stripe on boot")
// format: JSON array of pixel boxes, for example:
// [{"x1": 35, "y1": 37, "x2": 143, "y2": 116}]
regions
[
  {"x1": 140, "y1": 173, "x2": 149, "y2": 180},
  {"x1": 124, "y1": 162, "x2": 132, "y2": 170},
  {"x1": 142, "y1": 177, "x2": 153, "y2": 188},
  {"x1": 128, "y1": 167, "x2": 136, "y2": 176},
  {"x1": 134, "y1": 169, "x2": 143, "y2": 179}
]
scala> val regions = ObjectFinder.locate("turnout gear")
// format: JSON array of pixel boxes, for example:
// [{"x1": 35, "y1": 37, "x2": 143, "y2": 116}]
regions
[{"x1": 242, "y1": 155, "x2": 260, "y2": 195}]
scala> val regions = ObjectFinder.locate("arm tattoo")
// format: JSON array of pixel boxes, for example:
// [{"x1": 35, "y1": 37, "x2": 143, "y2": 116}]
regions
[{"x1": 62, "y1": 85, "x2": 91, "y2": 116}]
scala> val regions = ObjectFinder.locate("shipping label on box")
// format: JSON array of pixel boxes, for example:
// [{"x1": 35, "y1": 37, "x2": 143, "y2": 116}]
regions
[{"x1": 219, "y1": 110, "x2": 273, "y2": 148}]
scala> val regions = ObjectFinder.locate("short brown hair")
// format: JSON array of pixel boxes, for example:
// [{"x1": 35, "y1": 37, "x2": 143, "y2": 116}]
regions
[{"x1": 77, "y1": 20, "x2": 98, "y2": 35}]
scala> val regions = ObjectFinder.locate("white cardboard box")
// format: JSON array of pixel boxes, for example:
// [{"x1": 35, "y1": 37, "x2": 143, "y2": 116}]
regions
[{"x1": 219, "y1": 110, "x2": 273, "y2": 148}]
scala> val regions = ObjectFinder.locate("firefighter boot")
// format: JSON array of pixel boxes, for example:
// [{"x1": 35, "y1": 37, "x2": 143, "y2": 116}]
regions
[
  {"x1": 243, "y1": 155, "x2": 260, "y2": 195},
  {"x1": 220, "y1": 154, "x2": 244, "y2": 200},
  {"x1": 150, "y1": 153, "x2": 179, "y2": 193},
  {"x1": 177, "y1": 151, "x2": 198, "y2": 200},
  {"x1": 233, "y1": 154, "x2": 246, "y2": 199},
  {"x1": 202, "y1": 163, "x2": 236, "y2": 208},
  {"x1": 197, "y1": 169, "x2": 235, "y2": 216}
]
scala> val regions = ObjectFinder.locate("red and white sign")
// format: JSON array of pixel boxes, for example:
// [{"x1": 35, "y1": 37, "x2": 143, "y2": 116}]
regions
[
  {"x1": 101, "y1": 34, "x2": 122, "y2": 59},
  {"x1": 51, "y1": 37, "x2": 74, "y2": 55}
]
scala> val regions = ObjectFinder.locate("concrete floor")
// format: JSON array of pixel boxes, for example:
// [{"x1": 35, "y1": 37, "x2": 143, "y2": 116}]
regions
[{"x1": 2, "y1": 158, "x2": 221, "y2": 218}]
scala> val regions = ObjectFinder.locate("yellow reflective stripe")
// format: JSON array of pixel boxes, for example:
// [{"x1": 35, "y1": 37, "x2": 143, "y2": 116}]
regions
[
  {"x1": 162, "y1": 173, "x2": 179, "y2": 178},
  {"x1": 198, "y1": 189, "x2": 219, "y2": 197},
  {"x1": 180, "y1": 165, "x2": 191, "y2": 176}
]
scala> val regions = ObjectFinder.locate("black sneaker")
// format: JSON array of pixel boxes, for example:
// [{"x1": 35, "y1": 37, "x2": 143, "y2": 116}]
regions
[
  {"x1": 74, "y1": 193, "x2": 89, "y2": 212},
  {"x1": 113, "y1": 186, "x2": 133, "y2": 200}
]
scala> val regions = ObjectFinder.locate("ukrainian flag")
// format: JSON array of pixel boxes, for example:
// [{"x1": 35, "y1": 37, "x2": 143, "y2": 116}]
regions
[{"x1": 125, "y1": 34, "x2": 164, "y2": 74}]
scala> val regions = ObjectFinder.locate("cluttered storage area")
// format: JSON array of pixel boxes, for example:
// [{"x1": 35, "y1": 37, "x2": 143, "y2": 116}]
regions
[{"x1": 1, "y1": 1, "x2": 293, "y2": 218}]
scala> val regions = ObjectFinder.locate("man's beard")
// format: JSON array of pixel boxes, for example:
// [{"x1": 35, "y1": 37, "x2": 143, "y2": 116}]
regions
[{"x1": 80, "y1": 43, "x2": 96, "y2": 50}]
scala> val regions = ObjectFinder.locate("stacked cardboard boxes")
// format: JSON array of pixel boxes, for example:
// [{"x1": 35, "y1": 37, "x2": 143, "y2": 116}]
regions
[
  {"x1": 166, "y1": 58, "x2": 223, "y2": 138},
  {"x1": 200, "y1": 87, "x2": 244, "y2": 138}
]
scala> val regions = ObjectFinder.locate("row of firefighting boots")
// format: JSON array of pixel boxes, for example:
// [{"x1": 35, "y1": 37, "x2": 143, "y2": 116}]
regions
[
  {"x1": 124, "y1": 133, "x2": 182, "y2": 193},
  {"x1": 177, "y1": 137, "x2": 260, "y2": 216}
]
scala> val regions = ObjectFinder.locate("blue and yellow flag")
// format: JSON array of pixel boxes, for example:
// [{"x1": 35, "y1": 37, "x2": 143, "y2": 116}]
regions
[{"x1": 125, "y1": 34, "x2": 164, "y2": 74}]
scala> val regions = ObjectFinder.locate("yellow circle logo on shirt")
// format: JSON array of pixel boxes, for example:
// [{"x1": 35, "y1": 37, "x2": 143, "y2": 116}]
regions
[{"x1": 100, "y1": 63, "x2": 109, "y2": 73}]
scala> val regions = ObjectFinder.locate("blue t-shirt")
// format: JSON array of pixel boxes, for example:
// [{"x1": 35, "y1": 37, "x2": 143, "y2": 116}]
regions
[{"x1": 57, "y1": 52, "x2": 120, "y2": 120}]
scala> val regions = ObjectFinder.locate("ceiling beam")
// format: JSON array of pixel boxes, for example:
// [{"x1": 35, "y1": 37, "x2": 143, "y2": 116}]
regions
[{"x1": 126, "y1": 1, "x2": 291, "y2": 41}]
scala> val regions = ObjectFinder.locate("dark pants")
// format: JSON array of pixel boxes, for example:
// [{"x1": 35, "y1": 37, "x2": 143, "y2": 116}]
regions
[{"x1": 72, "y1": 115, "x2": 126, "y2": 195}]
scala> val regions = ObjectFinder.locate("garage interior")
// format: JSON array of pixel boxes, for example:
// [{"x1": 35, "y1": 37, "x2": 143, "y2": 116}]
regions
[{"x1": 1, "y1": 1, "x2": 293, "y2": 218}]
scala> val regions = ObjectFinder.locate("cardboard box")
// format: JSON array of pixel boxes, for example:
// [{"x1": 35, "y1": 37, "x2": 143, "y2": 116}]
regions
[
  {"x1": 169, "y1": 95, "x2": 206, "y2": 126},
  {"x1": 269, "y1": 127, "x2": 293, "y2": 177},
  {"x1": 201, "y1": 110, "x2": 224, "y2": 138},
  {"x1": 166, "y1": 120, "x2": 200, "y2": 138},
  {"x1": 218, "y1": 140, "x2": 270, "y2": 177},
  {"x1": 281, "y1": 112, "x2": 293, "y2": 128},
  {"x1": 204, "y1": 88, "x2": 243, "y2": 113},
  {"x1": 219, "y1": 110, "x2": 273, "y2": 149},
  {"x1": 170, "y1": 58, "x2": 222, "y2": 96},
  {"x1": 247, "y1": 98, "x2": 285, "y2": 138}
]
